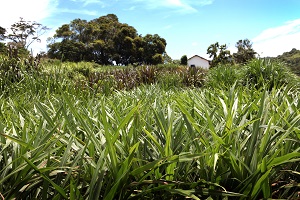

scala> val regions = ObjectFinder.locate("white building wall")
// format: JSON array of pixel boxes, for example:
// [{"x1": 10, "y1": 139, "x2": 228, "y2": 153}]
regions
[{"x1": 187, "y1": 57, "x2": 210, "y2": 69}]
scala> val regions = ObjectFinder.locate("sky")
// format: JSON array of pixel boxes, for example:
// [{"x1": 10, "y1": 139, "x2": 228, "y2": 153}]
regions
[{"x1": 1, "y1": 0, "x2": 300, "y2": 60}]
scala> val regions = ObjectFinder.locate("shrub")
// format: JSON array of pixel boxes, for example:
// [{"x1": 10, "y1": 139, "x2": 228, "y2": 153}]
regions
[
  {"x1": 240, "y1": 59, "x2": 294, "y2": 90},
  {"x1": 205, "y1": 64, "x2": 240, "y2": 90},
  {"x1": 181, "y1": 66, "x2": 207, "y2": 87}
]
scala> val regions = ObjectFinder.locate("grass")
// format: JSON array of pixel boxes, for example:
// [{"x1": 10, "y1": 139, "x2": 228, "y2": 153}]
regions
[{"x1": 0, "y1": 56, "x2": 299, "y2": 199}]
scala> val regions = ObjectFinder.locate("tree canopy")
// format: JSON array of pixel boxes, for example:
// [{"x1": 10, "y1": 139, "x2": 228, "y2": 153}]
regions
[
  {"x1": 207, "y1": 42, "x2": 233, "y2": 67},
  {"x1": 0, "y1": 26, "x2": 5, "y2": 41},
  {"x1": 207, "y1": 39, "x2": 257, "y2": 67},
  {"x1": 233, "y1": 39, "x2": 256, "y2": 64},
  {"x1": 180, "y1": 55, "x2": 187, "y2": 65},
  {"x1": 47, "y1": 14, "x2": 167, "y2": 65},
  {"x1": 0, "y1": 18, "x2": 49, "y2": 57},
  {"x1": 7, "y1": 18, "x2": 49, "y2": 50}
]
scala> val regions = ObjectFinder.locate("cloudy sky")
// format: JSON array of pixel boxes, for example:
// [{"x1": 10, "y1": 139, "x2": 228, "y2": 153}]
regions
[{"x1": 1, "y1": 0, "x2": 300, "y2": 59}]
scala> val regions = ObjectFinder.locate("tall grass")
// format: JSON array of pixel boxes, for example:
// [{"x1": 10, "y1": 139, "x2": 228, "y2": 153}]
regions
[
  {"x1": 0, "y1": 56, "x2": 299, "y2": 199},
  {"x1": 206, "y1": 59, "x2": 299, "y2": 91}
]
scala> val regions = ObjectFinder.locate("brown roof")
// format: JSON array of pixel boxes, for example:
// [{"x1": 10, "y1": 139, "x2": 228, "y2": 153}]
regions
[{"x1": 188, "y1": 55, "x2": 210, "y2": 62}]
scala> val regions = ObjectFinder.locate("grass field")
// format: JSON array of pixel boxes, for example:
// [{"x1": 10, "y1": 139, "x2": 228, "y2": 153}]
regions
[{"x1": 0, "y1": 56, "x2": 299, "y2": 199}]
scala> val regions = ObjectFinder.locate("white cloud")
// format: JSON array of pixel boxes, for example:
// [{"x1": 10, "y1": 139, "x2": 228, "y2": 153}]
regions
[
  {"x1": 0, "y1": 0, "x2": 58, "y2": 55},
  {"x1": 0, "y1": 0, "x2": 58, "y2": 29},
  {"x1": 252, "y1": 19, "x2": 300, "y2": 57}
]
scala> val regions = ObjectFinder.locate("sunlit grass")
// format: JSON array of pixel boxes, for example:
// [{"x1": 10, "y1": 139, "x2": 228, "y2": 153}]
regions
[{"x1": 0, "y1": 56, "x2": 299, "y2": 199}]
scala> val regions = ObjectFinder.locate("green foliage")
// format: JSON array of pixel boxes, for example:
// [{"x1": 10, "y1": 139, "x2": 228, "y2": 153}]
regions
[
  {"x1": 48, "y1": 14, "x2": 167, "y2": 65},
  {"x1": 0, "y1": 26, "x2": 6, "y2": 40},
  {"x1": 0, "y1": 18, "x2": 48, "y2": 59},
  {"x1": 0, "y1": 42, "x2": 7, "y2": 55},
  {"x1": 0, "y1": 56, "x2": 22, "y2": 90},
  {"x1": 163, "y1": 53, "x2": 173, "y2": 64},
  {"x1": 207, "y1": 42, "x2": 233, "y2": 67},
  {"x1": 0, "y1": 58, "x2": 299, "y2": 199},
  {"x1": 240, "y1": 59, "x2": 295, "y2": 90},
  {"x1": 48, "y1": 40, "x2": 87, "y2": 62},
  {"x1": 180, "y1": 55, "x2": 187, "y2": 65},
  {"x1": 233, "y1": 39, "x2": 256, "y2": 64},
  {"x1": 0, "y1": 54, "x2": 42, "y2": 92},
  {"x1": 206, "y1": 59, "x2": 298, "y2": 91},
  {"x1": 276, "y1": 48, "x2": 300, "y2": 76},
  {"x1": 6, "y1": 17, "x2": 49, "y2": 50},
  {"x1": 181, "y1": 66, "x2": 206, "y2": 87},
  {"x1": 206, "y1": 64, "x2": 240, "y2": 89}
]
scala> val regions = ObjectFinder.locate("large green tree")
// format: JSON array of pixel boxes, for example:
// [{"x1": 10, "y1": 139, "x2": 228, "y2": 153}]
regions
[
  {"x1": 47, "y1": 14, "x2": 167, "y2": 65},
  {"x1": 233, "y1": 39, "x2": 256, "y2": 64},
  {"x1": 142, "y1": 34, "x2": 166, "y2": 65},
  {"x1": 114, "y1": 24, "x2": 138, "y2": 65}
]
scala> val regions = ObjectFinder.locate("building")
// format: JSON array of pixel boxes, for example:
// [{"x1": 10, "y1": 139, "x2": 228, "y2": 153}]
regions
[{"x1": 187, "y1": 55, "x2": 210, "y2": 69}]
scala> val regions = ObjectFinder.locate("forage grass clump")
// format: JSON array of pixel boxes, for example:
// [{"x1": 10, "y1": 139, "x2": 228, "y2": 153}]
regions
[{"x1": 240, "y1": 59, "x2": 297, "y2": 90}]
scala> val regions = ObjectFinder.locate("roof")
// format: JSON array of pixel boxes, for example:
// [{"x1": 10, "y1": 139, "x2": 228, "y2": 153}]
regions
[{"x1": 188, "y1": 55, "x2": 210, "y2": 62}]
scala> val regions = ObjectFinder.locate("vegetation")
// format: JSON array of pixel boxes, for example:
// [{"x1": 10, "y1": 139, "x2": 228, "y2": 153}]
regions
[
  {"x1": 1, "y1": 14, "x2": 300, "y2": 200},
  {"x1": 207, "y1": 39, "x2": 256, "y2": 68},
  {"x1": 233, "y1": 39, "x2": 256, "y2": 64},
  {"x1": 47, "y1": 14, "x2": 166, "y2": 65},
  {"x1": 0, "y1": 18, "x2": 49, "y2": 58},
  {"x1": 0, "y1": 52, "x2": 299, "y2": 199},
  {"x1": 6, "y1": 18, "x2": 49, "y2": 50},
  {"x1": 275, "y1": 48, "x2": 300, "y2": 76},
  {"x1": 180, "y1": 55, "x2": 187, "y2": 65},
  {"x1": 207, "y1": 42, "x2": 233, "y2": 67}
]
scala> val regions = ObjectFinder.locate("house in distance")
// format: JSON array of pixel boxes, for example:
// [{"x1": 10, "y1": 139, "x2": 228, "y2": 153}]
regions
[{"x1": 187, "y1": 55, "x2": 210, "y2": 69}]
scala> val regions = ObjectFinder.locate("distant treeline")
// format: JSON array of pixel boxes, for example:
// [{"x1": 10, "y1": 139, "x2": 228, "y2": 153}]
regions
[
  {"x1": 274, "y1": 48, "x2": 300, "y2": 76},
  {"x1": 47, "y1": 14, "x2": 167, "y2": 65}
]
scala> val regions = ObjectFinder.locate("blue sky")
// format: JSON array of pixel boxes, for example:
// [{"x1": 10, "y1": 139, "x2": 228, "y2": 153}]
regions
[{"x1": 1, "y1": 0, "x2": 300, "y2": 59}]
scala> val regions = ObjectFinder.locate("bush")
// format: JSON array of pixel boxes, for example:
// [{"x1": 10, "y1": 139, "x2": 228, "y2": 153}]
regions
[
  {"x1": 181, "y1": 66, "x2": 207, "y2": 87},
  {"x1": 206, "y1": 64, "x2": 240, "y2": 89},
  {"x1": 205, "y1": 59, "x2": 299, "y2": 91},
  {"x1": 240, "y1": 59, "x2": 294, "y2": 90},
  {"x1": 0, "y1": 56, "x2": 23, "y2": 91}
]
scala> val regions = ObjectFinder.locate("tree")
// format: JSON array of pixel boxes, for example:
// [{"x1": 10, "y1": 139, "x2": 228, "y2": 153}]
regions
[
  {"x1": 163, "y1": 53, "x2": 172, "y2": 64},
  {"x1": 152, "y1": 53, "x2": 163, "y2": 65},
  {"x1": 218, "y1": 44, "x2": 233, "y2": 64},
  {"x1": 114, "y1": 24, "x2": 138, "y2": 65},
  {"x1": 180, "y1": 55, "x2": 187, "y2": 65},
  {"x1": 54, "y1": 24, "x2": 73, "y2": 40},
  {"x1": 48, "y1": 40, "x2": 87, "y2": 62},
  {"x1": 0, "y1": 26, "x2": 6, "y2": 40},
  {"x1": 132, "y1": 36, "x2": 144, "y2": 64},
  {"x1": 7, "y1": 18, "x2": 49, "y2": 50},
  {"x1": 207, "y1": 42, "x2": 232, "y2": 67},
  {"x1": 207, "y1": 42, "x2": 219, "y2": 61},
  {"x1": 233, "y1": 39, "x2": 256, "y2": 64},
  {"x1": 69, "y1": 19, "x2": 89, "y2": 43},
  {"x1": 143, "y1": 34, "x2": 166, "y2": 65},
  {"x1": 0, "y1": 26, "x2": 7, "y2": 54},
  {"x1": 48, "y1": 14, "x2": 167, "y2": 65}
]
